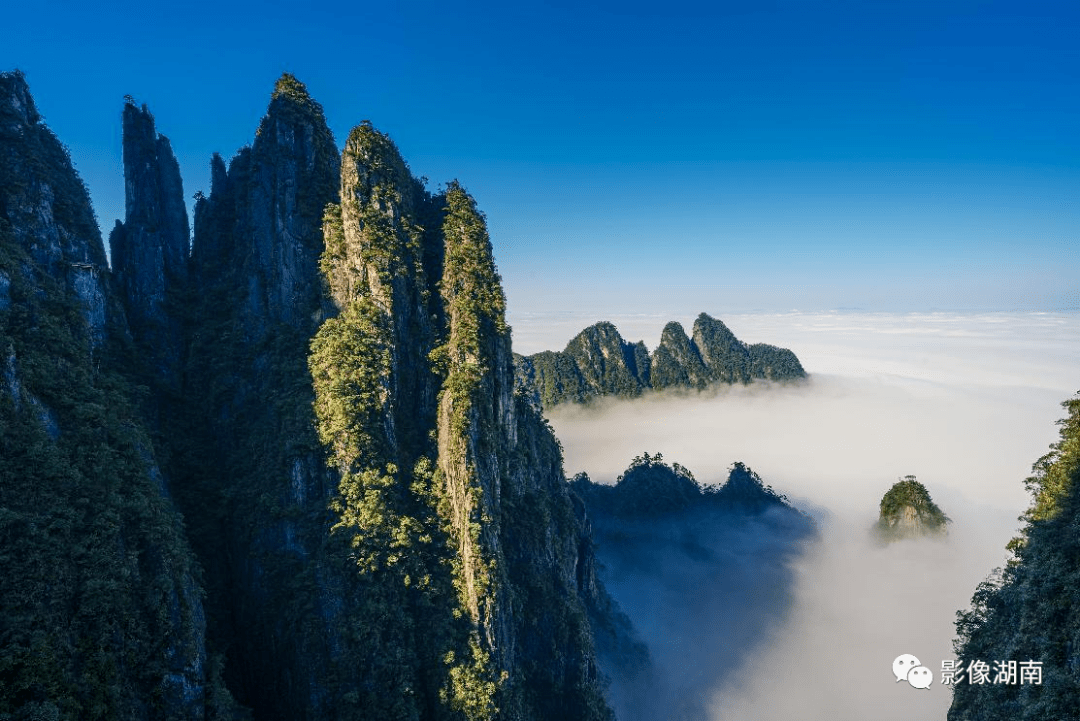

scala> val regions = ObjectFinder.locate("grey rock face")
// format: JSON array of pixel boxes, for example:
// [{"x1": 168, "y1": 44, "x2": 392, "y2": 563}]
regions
[
  {"x1": 183, "y1": 75, "x2": 344, "y2": 719},
  {"x1": 565, "y1": 321, "x2": 650, "y2": 397},
  {"x1": 691, "y1": 313, "x2": 750, "y2": 383},
  {"x1": 0, "y1": 70, "x2": 109, "y2": 345},
  {"x1": 110, "y1": 100, "x2": 189, "y2": 379},
  {"x1": 315, "y1": 137, "x2": 612, "y2": 718},
  {"x1": 523, "y1": 322, "x2": 653, "y2": 406},
  {"x1": 337, "y1": 121, "x2": 437, "y2": 430},
  {"x1": 875, "y1": 476, "x2": 950, "y2": 542},
  {"x1": 190, "y1": 78, "x2": 339, "y2": 340},
  {"x1": 243, "y1": 79, "x2": 340, "y2": 335}
]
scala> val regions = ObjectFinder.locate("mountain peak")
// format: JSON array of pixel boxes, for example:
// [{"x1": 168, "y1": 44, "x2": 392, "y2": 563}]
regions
[
  {"x1": 262, "y1": 73, "x2": 330, "y2": 133},
  {"x1": 272, "y1": 72, "x2": 313, "y2": 103},
  {"x1": 517, "y1": 313, "x2": 807, "y2": 407},
  {"x1": 875, "y1": 475, "x2": 950, "y2": 541},
  {"x1": 0, "y1": 69, "x2": 40, "y2": 127}
]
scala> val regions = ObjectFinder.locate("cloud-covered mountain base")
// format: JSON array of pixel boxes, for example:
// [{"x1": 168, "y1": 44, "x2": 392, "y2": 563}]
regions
[
  {"x1": 525, "y1": 311, "x2": 1079, "y2": 721},
  {"x1": 577, "y1": 461, "x2": 815, "y2": 721}
]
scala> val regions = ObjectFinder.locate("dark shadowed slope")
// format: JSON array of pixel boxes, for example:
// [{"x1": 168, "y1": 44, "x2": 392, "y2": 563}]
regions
[
  {"x1": 0, "y1": 69, "x2": 238, "y2": 721},
  {"x1": 572, "y1": 455, "x2": 816, "y2": 721}
]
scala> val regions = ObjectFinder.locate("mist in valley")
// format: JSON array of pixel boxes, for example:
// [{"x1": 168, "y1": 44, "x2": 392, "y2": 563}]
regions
[{"x1": 513, "y1": 311, "x2": 1080, "y2": 721}]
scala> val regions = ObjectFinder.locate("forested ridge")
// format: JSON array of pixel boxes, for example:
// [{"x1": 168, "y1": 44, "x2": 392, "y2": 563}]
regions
[
  {"x1": 0, "y1": 69, "x2": 236, "y2": 720},
  {"x1": 950, "y1": 393, "x2": 1080, "y2": 720},
  {"x1": 513, "y1": 315, "x2": 806, "y2": 408}
]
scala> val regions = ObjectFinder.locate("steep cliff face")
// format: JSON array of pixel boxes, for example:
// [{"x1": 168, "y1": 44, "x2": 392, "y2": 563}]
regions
[
  {"x1": 439, "y1": 186, "x2": 610, "y2": 719},
  {"x1": 0, "y1": 70, "x2": 229, "y2": 720},
  {"x1": 516, "y1": 312, "x2": 806, "y2": 407},
  {"x1": 244, "y1": 74, "x2": 340, "y2": 335},
  {"x1": 312, "y1": 117, "x2": 612, "y2": 719},
  {"x1": 3, "y1": 69, "x2": 621, "y2": 720},
  {"x1": 690, "y1": 314, "x2": 749, "y2": 383},
  {"x1": 176, "y1": 75, "x2": 613, "y2": 720},
  {"x1": 564, "y1": 322, "x2": 649, "y2": 398},
  {"x1": 180, "y1": 74, "x2": 342, "y2": 719},
  {"x1": 651, "y1": 321, "x2": 710, "y2": 390},
  {"x1": 110, "y1": 99, "x2": 189, "y2": 382},
  {"x1": 950, "y1": 395, "x2": 1080, "y2": 721},
  {"x1": 0, "y1": 71, "x2": 107, "y2": 345}
]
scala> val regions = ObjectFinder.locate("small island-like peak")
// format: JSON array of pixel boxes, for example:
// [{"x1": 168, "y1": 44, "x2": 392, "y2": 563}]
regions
[{"x1": 875, "y1": 475, "x2": 950, "y2": 541}]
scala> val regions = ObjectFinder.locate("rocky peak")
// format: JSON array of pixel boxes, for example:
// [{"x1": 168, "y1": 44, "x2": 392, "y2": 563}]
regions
[
  {"x1": 692, "y1": 312, "x2": 750, "y2": 382},
  {"x1": 564, "y1": 321, "x2": 649, "y2": 396},
  {"x1": 875, "y1": 475, "x2": 950, "y2": 541},
  {"x1": 517, "y1": 313, "x2": 807, "y2": 407},
  {"x1": 329, "y1": 120, "x2": 438, "y2": 449},
  {"x1": 0, "y1": 69, "x2": 39, "y2": 129},
  {"x1": 333, "y1": 122, "x2": 425, "y2": 308},
  {"x1": 190, "y1": 151, "x2": 240, "y2": 280},
  {"x1": 1, "y1": 69, "x2": 224, "y2": 720},
  {"x1": 209, "y1": 151, "x2": 228, "y2": 195},
  {"x1": 0, "y1": 70, "x2": 108, "y2": 345},
  {"x1": 652, "y1": 320, "x2": 710, "y2": 389},
  {"x1": 241, "y1": 73, "x2": 339, "y2": 334},
  {"x1": 110, "y1": 98, "x2": 189, "y2": 379},
  {"x1": 271, "y1": 72, "x2": 316, "y2": 106}
]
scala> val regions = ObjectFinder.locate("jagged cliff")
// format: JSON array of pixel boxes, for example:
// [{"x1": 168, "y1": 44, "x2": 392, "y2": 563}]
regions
[
  {"x1": 109, "y1": 98, "x2": 189, "y2": 384},
  {"x1": 514, "y1": 313, "x2": 806, "y2": 408},
  {"x1": 310, "y1": 117, "x2": 611, "y2": 719},
  {"x1": 873, "y1": 475, "x2": 950, "y2": 542},
  {"x1": 950, "y1": 395, "x2": 1080, "y2": 720},
  {"x1": 175, "y1": 74, "x2": 343, "y2": 720},
  {"x1": 27, "y1": 71, "x2": 612, "y2": 720},
  {"x1": 0, "y1": 70, "x2": 233, "y2": 720},
  {"x1": 0, "y1": 68, "x2": 622, "y2": 720}
]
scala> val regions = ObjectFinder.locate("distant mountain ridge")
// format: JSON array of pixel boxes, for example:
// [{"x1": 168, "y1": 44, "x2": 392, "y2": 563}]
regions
[{"x1": 514, "y1": 313, "x2": 806, "y2": 408}]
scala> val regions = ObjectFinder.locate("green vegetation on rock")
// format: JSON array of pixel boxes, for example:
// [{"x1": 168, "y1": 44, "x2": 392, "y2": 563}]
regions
[
  {"x1": 949, "y1": 394, "x2": 1080, "y2": 721},
  {"x1": 3, "y1": 69, "x2": 623, "y2": 721},
  {"x1": 0, "y1": 69, "x2": 237, "y2": 721},
  {"x1": 874, "y1": 475, "x2": 950, "y2": 542},
  {"x1": 515, "y1": 312, "x2": 806, "y2": 408},
  {"x1": 572, "y1": 453, "x2": 793, "y2": 519}
]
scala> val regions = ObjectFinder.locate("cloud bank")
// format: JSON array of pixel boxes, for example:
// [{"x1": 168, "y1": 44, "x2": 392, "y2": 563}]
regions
[{"x1": 517, "y1": 311, "x2": 1079, "y2": 720}]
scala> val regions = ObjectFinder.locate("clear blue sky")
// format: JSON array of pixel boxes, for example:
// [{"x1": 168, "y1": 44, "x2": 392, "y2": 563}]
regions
[{"x1": 3, "y1": 0, "x2": 1078, "y2": 314}]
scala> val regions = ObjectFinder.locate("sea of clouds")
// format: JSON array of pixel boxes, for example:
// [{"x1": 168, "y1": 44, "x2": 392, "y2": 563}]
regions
[{"x1": 509, "y1": 310, "x2": 1080, "y2": 721}]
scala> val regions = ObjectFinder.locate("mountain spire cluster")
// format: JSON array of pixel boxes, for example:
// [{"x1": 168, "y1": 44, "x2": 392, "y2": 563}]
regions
[
  {"x1": 514, "y1": 313, "x2": 806, "y2": 408},
  {"x1": 0, "y1": 70, "x2": 614, "y2": 721}
]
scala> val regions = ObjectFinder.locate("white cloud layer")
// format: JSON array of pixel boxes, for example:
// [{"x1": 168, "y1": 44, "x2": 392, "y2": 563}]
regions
[{"x1": 514, "y1": 311, "x2": 1080, "y2": 721}]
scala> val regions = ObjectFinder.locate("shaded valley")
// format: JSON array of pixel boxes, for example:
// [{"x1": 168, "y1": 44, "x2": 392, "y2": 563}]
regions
[{"x1": 574, "y1": 455, "x2": 815, "y2": 721}]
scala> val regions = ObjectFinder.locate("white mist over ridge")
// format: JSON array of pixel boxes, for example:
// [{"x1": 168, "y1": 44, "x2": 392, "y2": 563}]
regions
[{"x1": 516, "y1": 311, "x2": 1079, "y2": 721}]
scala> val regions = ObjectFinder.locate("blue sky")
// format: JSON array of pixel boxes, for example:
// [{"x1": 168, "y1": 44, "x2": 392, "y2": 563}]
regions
[{"x1": 3, "y1": 0, "x2": 1078, "y2": 314}]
